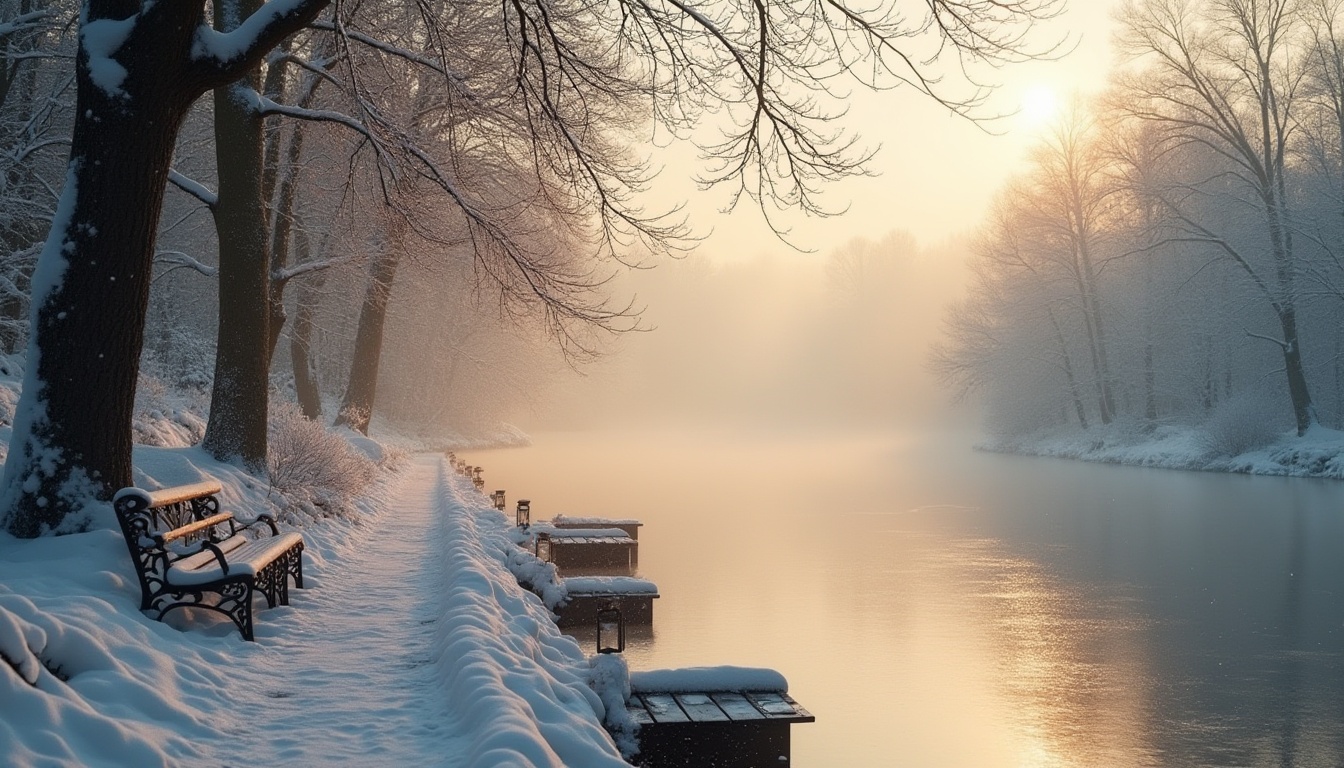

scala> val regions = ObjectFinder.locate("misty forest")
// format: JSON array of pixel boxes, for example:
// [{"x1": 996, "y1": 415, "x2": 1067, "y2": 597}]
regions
[
  {"x1": 3, "y1": 0, "x2": 1344, "y2": 766},
  {"x1": 938, "y1": 0, "x2": 1344, "y2": 451}
]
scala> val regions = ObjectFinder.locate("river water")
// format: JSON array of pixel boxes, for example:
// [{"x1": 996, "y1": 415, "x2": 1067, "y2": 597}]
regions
[{"x1": 469, "y1": 428, "x2": 1344, "y2": 767}]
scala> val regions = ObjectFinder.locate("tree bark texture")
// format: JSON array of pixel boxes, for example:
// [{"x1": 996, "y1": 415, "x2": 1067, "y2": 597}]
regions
[
  {"x1": 1, "y1": 0, "x2": 329, "y2": 535},
  {"x1": 0, "y1": 4, "x2": 204, "y2": 535},
  {"x1": 203, "y1": 77, "x2": 270, "y2": 469},
  {"x1": 334, "y1": 224, "x2": 403, "y2": 435},
  {"x1": 202, "y1": 0, "x2": 273, "y2": 470}
]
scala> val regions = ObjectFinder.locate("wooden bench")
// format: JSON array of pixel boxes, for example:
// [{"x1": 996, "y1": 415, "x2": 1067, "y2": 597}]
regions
[{"x1": 112, "y1": 480, "x2": 305, "y2": 641}]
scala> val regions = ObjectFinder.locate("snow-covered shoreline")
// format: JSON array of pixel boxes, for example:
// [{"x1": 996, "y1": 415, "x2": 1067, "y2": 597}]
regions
[{"x1": 982, "y1": 422, "x2": 1344, "y2": 480}]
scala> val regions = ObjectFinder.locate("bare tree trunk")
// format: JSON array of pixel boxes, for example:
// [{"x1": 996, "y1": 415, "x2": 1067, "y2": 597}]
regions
[
  {"x1": 1049, "y1": 310, "x2": 1089, "y2": 430},
  {"x1": 1279, "y1": 305, "x2": 1316, "y2": 433},
  {"x1": 290, "y1": 228, "x2": 323, "y2": 419},
  {"x1": 334, "y1": 221, "x2": 404, "y2": 434},
  {"x1": 0, "y1": 5, "x2": 202, "y2": 535},
  {"x1": 202, "y1": 4, "x2": 270, "y2": 469}
]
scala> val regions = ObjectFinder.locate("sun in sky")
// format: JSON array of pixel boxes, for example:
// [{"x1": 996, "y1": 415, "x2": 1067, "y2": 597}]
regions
[{"x1": 1019, "y1": 83, "x2": 1061, "y2": 127}]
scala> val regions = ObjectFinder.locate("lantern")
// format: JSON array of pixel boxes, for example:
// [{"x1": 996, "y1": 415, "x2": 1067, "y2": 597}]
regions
[
  {"x1": 596, "y1": 603, "x2": 625, "y2": 654},
  {"x1": 516, "y1": 499, "x2": 531, "y2": 529},
  {"x1": 472, "y1": 467, "x2": 484, "y2": 490},
  {"x1": 491, "y1": 490, "x2": 506, "y2": 511},
  {"x1": 534, "y1": 531, "x2": 552, "y2": 562}
]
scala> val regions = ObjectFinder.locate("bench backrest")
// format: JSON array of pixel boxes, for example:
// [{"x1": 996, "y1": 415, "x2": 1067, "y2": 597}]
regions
[{"x1": 112, "y1": 482, "x2": 224, "y2": 607}]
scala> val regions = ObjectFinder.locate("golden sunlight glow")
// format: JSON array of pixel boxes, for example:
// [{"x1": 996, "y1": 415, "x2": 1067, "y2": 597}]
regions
[{"x1": 1020, "y1": 83, "x2": 1061, "y2": 127}]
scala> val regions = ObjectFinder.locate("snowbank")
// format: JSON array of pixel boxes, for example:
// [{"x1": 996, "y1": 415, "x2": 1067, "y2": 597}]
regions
[
  {"x1": 630, "y1": 666, "x2": 790, "y2": 693},
  {"x1": 563, "y1": 576, "x2": 659, "y2": 595},
  {"x1": 429, "y1": 466, "x2": 629, "y2": 767},
  {"x1": 984, "y1": 421, "x2": 1344, "y2": 480}
]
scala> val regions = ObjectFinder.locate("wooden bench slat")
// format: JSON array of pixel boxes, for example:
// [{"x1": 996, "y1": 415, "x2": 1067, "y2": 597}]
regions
[
  {"x1": 157, "y1": 511, "x2": 234, "y2": 545},
  {"x1": 114, "y1": 480, "x2": 224, "y2": 509},
  {"x1": 172, "y1": 534, "x2": 249, "y2": 571},
  {"x1": 168, "y1": 533, "x2": 304, "y2": 585}
]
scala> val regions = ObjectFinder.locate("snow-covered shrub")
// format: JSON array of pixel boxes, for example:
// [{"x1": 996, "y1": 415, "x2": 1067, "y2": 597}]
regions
[
  {"x1": 1198, "y1": 394, "x2": 1286, "y2": 458},
  {"x1": 131, "y1": 371, "x2": 208, "y2": 448},
  {"x1": 267, "y1": 401, "x2": 377, "y2": 518}
]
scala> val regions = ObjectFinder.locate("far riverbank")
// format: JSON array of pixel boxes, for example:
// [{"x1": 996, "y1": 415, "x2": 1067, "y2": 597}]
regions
[{"x1": 983, "y1": 421, "x2": 1344, "y2": 480}]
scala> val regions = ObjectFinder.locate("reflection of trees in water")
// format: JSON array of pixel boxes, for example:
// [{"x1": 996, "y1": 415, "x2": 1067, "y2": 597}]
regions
[{"x1": 948, "y1": 464, "x2": 1344, "y2": 768}]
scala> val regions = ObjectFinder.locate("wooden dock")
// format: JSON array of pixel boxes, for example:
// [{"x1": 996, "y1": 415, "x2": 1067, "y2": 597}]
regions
[
  {"x1": 625, "y1": 690, "x2": 814, "y2": 767},
  {"x1": 555, "y1": 576, "x2": 658, "y2": 627},
  {"x1": 491, "y1": 495, "x2": 815, "y2": 766},
  {"x1": 551, "y1": 516, "x2": 642, "y2": 565},
  {"x1": 542, "y1": 526, "x2": 637, "y2": 572}
]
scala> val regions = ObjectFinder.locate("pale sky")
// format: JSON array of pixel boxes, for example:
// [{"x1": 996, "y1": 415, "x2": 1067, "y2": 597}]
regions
[{"x1": 659, "y1": 0, "x2": 1124, "y2": 262}]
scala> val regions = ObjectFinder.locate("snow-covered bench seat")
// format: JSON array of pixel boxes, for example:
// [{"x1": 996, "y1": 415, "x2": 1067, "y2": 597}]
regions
[{"x1": 112, "y1": 481, "x2": 304, "y2": 641}]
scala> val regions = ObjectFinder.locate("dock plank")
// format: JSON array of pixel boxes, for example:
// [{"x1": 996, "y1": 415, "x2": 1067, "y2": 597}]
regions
[
  {"x1": 746, "y1": 692, "x2": 811, "y2": 719},
  {"x1": 709, "y1": 692, "x2": 768, "y2": 721},
  {"x1": 640, "y1": 693, "x2": 691, "y2": 723},
  {"x1": 626, "y1": 702, "x2": 655, "y2": 726},
  {"x1": 674, "y1": 693, "x2": 731, "y2": 722}
]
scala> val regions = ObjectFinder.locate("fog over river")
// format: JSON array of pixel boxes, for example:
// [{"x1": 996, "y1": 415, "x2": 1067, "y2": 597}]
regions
[{"x1": 472, "y1": 427, "x2": 1344, "y2": 768}]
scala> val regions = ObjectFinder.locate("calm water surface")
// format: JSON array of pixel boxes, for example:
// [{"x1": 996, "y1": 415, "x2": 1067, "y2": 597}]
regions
[{"x1": 469, "y1": 428, "x2": 1344, "y2": 767}]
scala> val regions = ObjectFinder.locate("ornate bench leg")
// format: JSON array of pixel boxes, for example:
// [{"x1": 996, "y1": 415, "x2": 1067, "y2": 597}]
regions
[
  {"x1": 216, "y1": 581, "x2": 256, "y2": 642},
  {"x1": 288, "y1": 546, "x2": 304, "y2": 589}
]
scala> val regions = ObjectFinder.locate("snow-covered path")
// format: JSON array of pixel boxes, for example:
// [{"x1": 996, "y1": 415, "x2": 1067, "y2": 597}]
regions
[
  {"x1": 1, "y1": 452, "x2": 630, "y2": 768},
  {"x1": 212, "y1": 453, "x2": 456, "y2": 765}
]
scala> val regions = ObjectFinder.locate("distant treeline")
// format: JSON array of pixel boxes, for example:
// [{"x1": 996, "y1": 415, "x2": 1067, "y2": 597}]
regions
[{"x1": 934, "y1": 0, "x2": 1344, "y2": 439}]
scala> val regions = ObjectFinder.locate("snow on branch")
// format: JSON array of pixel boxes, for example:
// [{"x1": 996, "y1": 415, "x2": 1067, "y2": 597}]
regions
[
  {"x1": 167, "y1": 170, "x2": 219, "y2": 208},
  {"x1": 256, "y1": 95, "x2": 377, "y2": 143},
  {"x1": 189, "y1": 0, "x2": 331, "y2": 84},
  {"x1": 153, "y1": 251, "x2": 219, "y2": 279},
  {"x1": 0, "y1": 9, "x2": 53, "y2": 40},
  {"x1": 272, "y1": 254, "x2": 356, "y2": 284}
]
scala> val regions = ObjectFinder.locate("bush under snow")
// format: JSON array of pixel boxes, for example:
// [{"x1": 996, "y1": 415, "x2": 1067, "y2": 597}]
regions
[{"x1": 267, "y1": 401, "x2": 386, "y2": 522}]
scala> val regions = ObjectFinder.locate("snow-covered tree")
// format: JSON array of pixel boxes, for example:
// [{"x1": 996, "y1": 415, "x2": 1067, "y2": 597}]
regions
[{"x1": 1, "y1": 0, "x2": 1062, "y2": 536}]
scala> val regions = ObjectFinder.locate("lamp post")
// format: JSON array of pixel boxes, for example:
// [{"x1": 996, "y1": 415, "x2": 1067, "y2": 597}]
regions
[
  {"x1": 516, "y1": 499, "x2": 531, "y2": 529},
  {"x1": 596, "y1": 603, "x2": 625, "y2": 654},
  {"x1": 534, "y1": 531, "x2": 552, "y2": 562}
]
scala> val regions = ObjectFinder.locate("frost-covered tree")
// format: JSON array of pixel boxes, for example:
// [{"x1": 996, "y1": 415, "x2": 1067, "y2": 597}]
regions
[
  {"x1": 0, "y1": 0, "x2": 75, "y2": 355},
  {"x1": 0, "y1": 0, "x2": 329, "y2": 537},
  {"x1": 1118, "y1": 0, "x2": 1318, "y2": 434},
  {"x1": 1, "y1": 0, "x2": 1062, "y2": 536}
]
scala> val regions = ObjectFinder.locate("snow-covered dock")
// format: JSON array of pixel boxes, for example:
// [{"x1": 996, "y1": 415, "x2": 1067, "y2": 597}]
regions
[
  {"x1": 624, "y1": 668, "x2": 815, "y2": 768},
  {"x1": 556, "y1": 576, "x2": 660, "y2": 626},
  {"x1": 551, "y1": 516, "x2": 643, "y2": 566},
  {"x1": 525, "y1": 523, "x2": 639, "y2": 572}
]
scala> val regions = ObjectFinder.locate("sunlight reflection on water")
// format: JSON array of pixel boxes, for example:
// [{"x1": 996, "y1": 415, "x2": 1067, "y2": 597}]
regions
[{"x1": 469, "y1": 428, "x2": 1344, "y2": 767}]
